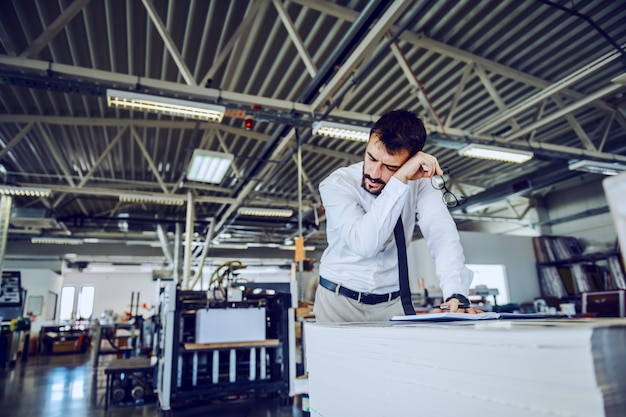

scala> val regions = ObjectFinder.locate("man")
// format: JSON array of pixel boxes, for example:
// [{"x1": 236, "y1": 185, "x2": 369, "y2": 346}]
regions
[{"x1": 313, "y1": 110, "x2": 477, "y2": 323}]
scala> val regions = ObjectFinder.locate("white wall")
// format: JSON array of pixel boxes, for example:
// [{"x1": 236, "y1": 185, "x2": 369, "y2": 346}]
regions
[
  {"x1": 408, "y1": 231, "x2": 540, "y2": 305},
  {"x1": 0, "y1": 268, "x2": 63, "y2": 335},
  {"x1": 63, "y1": 270, "x2": 159, "y2": 321}
]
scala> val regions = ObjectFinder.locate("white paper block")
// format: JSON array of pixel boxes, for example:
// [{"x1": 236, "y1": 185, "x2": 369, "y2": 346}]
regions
[
  {"x1": 305, "y1": 319, "x2": 626, "y2": 417},
  {"x1": 195, "y1": 308, "x2": 266, "y2": 344}
]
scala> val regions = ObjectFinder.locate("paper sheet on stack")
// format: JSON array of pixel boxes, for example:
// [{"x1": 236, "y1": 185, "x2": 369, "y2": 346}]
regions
[{"x1": 305, "y1": 318, "x2": 626, "y2": 417}]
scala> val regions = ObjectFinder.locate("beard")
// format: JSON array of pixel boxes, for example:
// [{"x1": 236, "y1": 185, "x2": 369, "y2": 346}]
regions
[{"x1": 361, "y1": 172, "x2": 386, "y2": 196}]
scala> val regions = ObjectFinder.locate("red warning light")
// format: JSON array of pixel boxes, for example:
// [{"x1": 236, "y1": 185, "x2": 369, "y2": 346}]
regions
[{"x1": 244, "y1": 114, "x2": 254, "y2": 130}]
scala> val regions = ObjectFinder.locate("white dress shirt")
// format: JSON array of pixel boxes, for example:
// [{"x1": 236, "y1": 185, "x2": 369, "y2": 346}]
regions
[{"x1": 319, "y1": 162, "x2": 473, "y2": 298}]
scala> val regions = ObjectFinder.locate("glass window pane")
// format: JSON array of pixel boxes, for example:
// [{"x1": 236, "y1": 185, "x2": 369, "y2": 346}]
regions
[
  {"x1": 467, "y1": 264, "x2": 510, "y2": 305},
  {"x1": 77, "y1": 286, "x2": 95, "y2": 320},
  {"x1": 59, "y1": 286, "x2": 76, "y2": 321}
]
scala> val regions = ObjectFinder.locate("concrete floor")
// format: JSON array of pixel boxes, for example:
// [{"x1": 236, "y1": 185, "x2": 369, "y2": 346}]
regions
[{"x1": 0, "y1": 352, "x2": 305, "y2": 417}]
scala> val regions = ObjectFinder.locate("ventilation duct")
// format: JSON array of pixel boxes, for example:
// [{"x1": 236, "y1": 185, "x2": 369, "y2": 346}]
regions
[
  {"x1": 9, "y1": 207, "x2": 60, "y2": 230},
  {"x1": 0, "y1": 195, "x2": 12, "y2": 272}
]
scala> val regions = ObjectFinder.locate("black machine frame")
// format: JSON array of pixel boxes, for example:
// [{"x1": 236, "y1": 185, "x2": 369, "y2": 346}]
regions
[{"x1": 162, "y1": 287, "x2": 292, "y2": 410}]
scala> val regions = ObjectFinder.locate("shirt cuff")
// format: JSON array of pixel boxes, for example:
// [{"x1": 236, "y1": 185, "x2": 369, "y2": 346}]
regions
[
  {"x1": 445, "y1": 293, "x2": 470, "y2": 305},
  {"x1": 385, "y1": 176, "x2": 408, "y2": 197}
]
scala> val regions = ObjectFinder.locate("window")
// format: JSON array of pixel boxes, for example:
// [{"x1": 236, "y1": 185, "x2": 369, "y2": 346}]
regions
[
  {"x1": 466, "y1": 264, "x2": 510, "y2": 305},
  {"x1": 77, "y1": 286, "x2": 95, "y2": 320},
  {"x1": 59, "y1": 285, "x2": 96, "y2": 321},
  {"x1": 59, "y1": 286, "x2": 76, "y2": 321}
]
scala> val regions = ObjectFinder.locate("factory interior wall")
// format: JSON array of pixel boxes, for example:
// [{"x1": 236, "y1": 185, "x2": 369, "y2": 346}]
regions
[
  {"x1": 62, "y1": 270, "x2": 158, "y2": 322},
  {"x1": 408, "y1": 231, "x2": 540, "y2": 305}
]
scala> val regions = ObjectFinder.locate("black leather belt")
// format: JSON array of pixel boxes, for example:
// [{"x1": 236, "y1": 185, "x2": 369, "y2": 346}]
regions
[{"x1": 319, "y1": 277, "x2": 400, "y2": 305}]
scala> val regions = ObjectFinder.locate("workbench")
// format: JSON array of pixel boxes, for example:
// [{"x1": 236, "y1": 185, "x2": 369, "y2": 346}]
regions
[{"x1": 92, "y1": 323, "x2": 134, "y2": 368}]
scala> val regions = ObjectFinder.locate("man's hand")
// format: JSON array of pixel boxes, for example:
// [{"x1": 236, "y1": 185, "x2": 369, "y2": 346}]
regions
[
  {"x1": 393, "y1": 151, "x2": 443, "y2": 184},
  {"x1": 432, "y1": 297, "x2": 483, "y2": 314}
]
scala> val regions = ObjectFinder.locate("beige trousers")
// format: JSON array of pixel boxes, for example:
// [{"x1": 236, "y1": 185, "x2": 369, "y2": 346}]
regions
[{"x1": 313, "y1": 283, "x2": 405, "y2": 323}]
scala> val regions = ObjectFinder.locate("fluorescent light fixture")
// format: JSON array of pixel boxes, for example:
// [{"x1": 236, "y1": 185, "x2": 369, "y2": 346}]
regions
[
  {"x1": 119, "y1": 194, "x2": 185, "y2": 205},
  {"x1": 312, "y1": 121, "x2": 370, "y2": 142},
  {"x1": 568, "y1": 159, "x2": 626, "y2": 176},
  {"x1": 210, "y1": 242, "x2": 249, "y2": 250},
  {"x1": 238, "y1": 207, "x2": 294, "y2": 218},
  {"x1": 279, "y1": 244, "x2": 316, "y2": 251},
  {"x1": 106, "y1": 89, "x2": 225, "y2": 122},
  {"x1": 0, "y1": 185, "x2": 52, "y2": 197},
  {"x1": 612, "y1": 73, "x2": 626, "y2": 85},
  {"x1": 31, "y1": 237, "x2": 83, "y2": 245},
  {"x1": 126, "y1": 240, "x2": 162, "y2": 247},
  {"x1": 458, "y1": 144, "x2": 533, "y2": 163},
  {"x1": 187, "y1": 149, "x2": 233, "y2": 184}
]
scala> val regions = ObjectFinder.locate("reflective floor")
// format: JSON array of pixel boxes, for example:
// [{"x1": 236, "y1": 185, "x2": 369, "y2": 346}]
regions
[{"x1": 0, "y1": 353, "x2": 305, "y2": 417}]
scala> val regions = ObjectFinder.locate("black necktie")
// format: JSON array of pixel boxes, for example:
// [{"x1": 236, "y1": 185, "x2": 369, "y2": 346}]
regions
[{"x1": 394, "y1": 217, "x2": 415, "y2": 315}]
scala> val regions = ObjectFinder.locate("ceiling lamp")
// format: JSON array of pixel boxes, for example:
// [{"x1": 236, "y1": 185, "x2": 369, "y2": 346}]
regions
[
  {"x1": 0, "y1": 185, "x2": 52, "y2": 197},
  {"x1": 238, "y1": 207, "x2": 294, "y2": 218},
  {"x1": 119, "y1": 194, "x2": 185, "y2": 205},
  {"x1": 106, "y1": 89, "x2": 225, "y2": 122},
  {"x1": 31, "y1": 237, "x2": 83, "y2": 245},
  {"x1": 186, "y1": 149, "x2": 233, "y2": 184},
  {"x1": 568, "y1": 160, "x2": 626, "y2": 176},
  {"x1": 612, "y1": 73, "x2": 626, "y2": 85},
  {"x1": 312, "y1": 121, "x2": 370, "y2": 142},
  {"x1": 458, "y1": 144, "x2": 533, "y2": 163}
]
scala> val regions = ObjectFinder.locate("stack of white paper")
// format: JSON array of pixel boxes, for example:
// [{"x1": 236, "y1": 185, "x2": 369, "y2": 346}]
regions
[{"x1": 305, "y1": 318, "x2": 626, "y2": 417}]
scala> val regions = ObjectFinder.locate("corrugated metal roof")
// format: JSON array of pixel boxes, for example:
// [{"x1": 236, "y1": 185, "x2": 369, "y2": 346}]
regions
[{"x1": 0, "y1": 0, "x2": 624, "y2": 264}]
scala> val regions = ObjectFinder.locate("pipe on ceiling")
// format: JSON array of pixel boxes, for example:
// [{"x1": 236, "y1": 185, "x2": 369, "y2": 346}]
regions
[
  {"x1": 218, "y1": 1, "x2": 410, "y2": 230},
  {"x1": 297, "y1": 0, "x2": 392, "y2": 104},
  {"x1": 536, "y1": 0, "x2": 626, "y2": 64},
  {"x1": 0, "y1": 195, "x2": 12, "y2": 272},
  {"x1": 450, "y1": 165, "x2": 582, "y2": 215}
]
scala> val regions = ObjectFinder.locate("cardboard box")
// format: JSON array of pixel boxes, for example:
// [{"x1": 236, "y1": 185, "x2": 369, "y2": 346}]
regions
[
  {"x1": 295, "y1": 306, "x2": 314, "y2": 318},
  {"x1": 52, "y1": 340, "x2": 78, "y2": 353}
]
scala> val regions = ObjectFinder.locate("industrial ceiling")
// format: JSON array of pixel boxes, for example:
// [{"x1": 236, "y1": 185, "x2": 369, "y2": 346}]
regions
[{"x1": 1, "y1": 0, "x2": 625, "y2": 270}]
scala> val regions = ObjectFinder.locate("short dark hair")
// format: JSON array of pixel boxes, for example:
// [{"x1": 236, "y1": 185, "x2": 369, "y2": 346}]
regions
[{"x1": 369, "y1": 110, "x2": 427, "y2": 157}]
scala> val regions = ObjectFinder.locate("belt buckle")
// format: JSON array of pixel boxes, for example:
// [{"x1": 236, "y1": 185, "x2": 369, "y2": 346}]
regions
[
  {"x1": 388, "y1": 292, "x2": 392, "y2": 302},
  {"x1": 357, "y1": 292, "x2": 362, "y2": 303},
  {"x1": 359, "y1": 291, "x2": 373, "y2": 303}
]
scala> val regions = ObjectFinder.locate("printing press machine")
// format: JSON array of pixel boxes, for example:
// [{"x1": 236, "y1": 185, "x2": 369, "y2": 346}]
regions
[{"x1": 155, "y1": 280, "x2": 295, "y2": 412}]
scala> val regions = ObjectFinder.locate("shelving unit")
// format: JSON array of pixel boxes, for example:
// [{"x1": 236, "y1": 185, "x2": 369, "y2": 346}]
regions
[{"x1": 533, "y1": 236, "x2": 626, "y2": 312}]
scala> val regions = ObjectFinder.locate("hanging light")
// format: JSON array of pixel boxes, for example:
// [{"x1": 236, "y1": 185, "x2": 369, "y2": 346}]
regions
[
  {"x1": 458, "y1": 144, "x2": 533, "y2": 163},
  {"x1": 106, "y1": 89, "x2": 226, "y2": 122},
  {"x1": 238, "y1": 207, "x2": 294, "y2": 218},
  {"x1": 312, "y1": 121, "x2": 370, "y2": 142},
  {"x1": 0, "y1": 185, "x2": 52, "y2": 197},
  {"x1": 568, "y1": 160, "x2": 626, "y2": 176},
  {"x1": 119, "y1": 194, "x2": 185, "y2": 205},
  {"x1": 186, "y1": 149, "x2": 234, "y2": 184}
]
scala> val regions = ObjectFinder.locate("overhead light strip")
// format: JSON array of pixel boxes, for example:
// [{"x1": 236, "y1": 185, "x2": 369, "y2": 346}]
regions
[
  {"x1": 238, "y1": 207, "x2": 294, "y2": 218},
  {"x1": 106, "y1": 89, "x2": 226, "y2": 122},
  {"x1": 31, "y1": 237, "x2": 83, "y2": 245},
  {"x1": 568, "y1": 159, "x2": 626, "y2": 176},
  {"x1": 458, "y1": 144, "x2": 533, "y2": 163},
  {"x1": 119, "y1": 194, "x2": 185, "y2": 206},
  {"x1": 0, "y1": 185, "x2": 52, "y2": 197},
  {"x1": 312, "y1": 121, "x2": 370, "y2": 142}
]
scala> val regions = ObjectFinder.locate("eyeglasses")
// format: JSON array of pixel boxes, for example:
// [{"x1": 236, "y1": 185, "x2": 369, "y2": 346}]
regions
[{"x1": 431, "y1": 167, "x2": 466, "y2": 208}]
